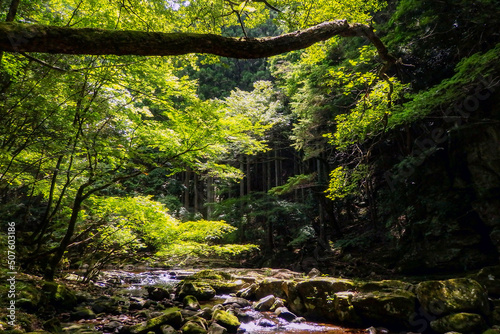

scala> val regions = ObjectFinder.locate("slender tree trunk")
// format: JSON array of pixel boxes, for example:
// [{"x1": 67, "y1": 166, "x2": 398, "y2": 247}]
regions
[
  {"x1": 246, "y1": 156, "x2": 251, "y2": 195},
  {"x1": 184, "y1": 168, "x2": 190, "y2": 210},
  {"x1": 45, "y1": 184, "x2": 87, "y2": 280},
  {"x1": 194, "y1": 173, "x2": 199, "y2": 213},
  {"x1": 239, "y1": 158, "x2": 245, "y2": 198},
  {"x1": 266, "y1": 152, "x2": 271, "y2": 192},
  {"x1": 207, "y1": 176, "x2": 214, "y2": 219},
  {"x1": 274, "y1": 150, "x2": 279, "y2": 187}
]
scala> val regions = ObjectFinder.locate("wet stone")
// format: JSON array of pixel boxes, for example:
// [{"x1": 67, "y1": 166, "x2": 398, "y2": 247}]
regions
[
  {"x1": 253, "y1": 295, "x2": 276, "y2": 312},
  {"x1": 275, "y1": 307, "x2": 297, "y2": 322},
  {"x1": 223, "y1": 297, "x2": 251, "y2": 308}
]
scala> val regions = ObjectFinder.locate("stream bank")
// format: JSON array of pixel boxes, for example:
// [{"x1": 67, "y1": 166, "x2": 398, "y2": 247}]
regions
[{"x1": 2, "y1": 267, "x2": 500, "y2": 334}]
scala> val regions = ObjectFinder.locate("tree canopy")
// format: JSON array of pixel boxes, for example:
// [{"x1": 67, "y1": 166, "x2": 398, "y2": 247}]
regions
[{"x1": 1, "y1": 0, "x2": 499, "y2": 284}]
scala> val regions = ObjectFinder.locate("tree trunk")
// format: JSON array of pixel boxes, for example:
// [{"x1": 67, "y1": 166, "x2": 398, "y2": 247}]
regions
[
  {"x1": 0, "y1": 21, "x2": 395, "y2": 64},
  {"x1": 184, "y1": 168, "x2": 190, "y2": 210},
  {"x1": 246, "y1": 156, "x2": 251, "y2": 195},
  {"x1": 45, "y1": 184, "x2": 87, "y2": 280}
]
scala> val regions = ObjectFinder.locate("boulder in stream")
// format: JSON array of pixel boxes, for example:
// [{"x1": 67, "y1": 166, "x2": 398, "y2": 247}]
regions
[
  {"x1": 42, "y1": 281, "x2": 78, "y2": 309},
  {"x1": 178, "y1": 282, "x2": 216, "y2": 301},
  {"x1": 430, "y1": 312, "x2": 488, "y2": 333},
  {"x1": 223, "y1": 297, "x2": 251, "y2": 308},
  {"x1": 126, "y1": 308, "x2": 183, "y2": 334},
  {"x1": 253, "y1": 295, "x2": 276, "y2": 312},
  {"x1": 183, "y1": 295, "x2": 201, "y2": 311},
  {"x1": 351, "y1": 290, "x2": 417, "y2": 329},
  {"x1": 212, "y1": 309, "x2": 241, "y2": 333},
  {"x1": 181, "y1": 321, "x2": 208, "y2": 334},
  {"x1": 147, "y1": 286, "x2": 171, "y2": 301},
  {"x1": 416, "y1": 278, "x2": 489, "y2": 316},
  {"x1": 275, "y1": 306, "x2": 297, "y2": 322}
]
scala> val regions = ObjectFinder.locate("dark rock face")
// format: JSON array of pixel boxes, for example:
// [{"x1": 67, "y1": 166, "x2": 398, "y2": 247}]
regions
[{"x1": 384, "y1": 97, "x2": 500, "y2": 275}]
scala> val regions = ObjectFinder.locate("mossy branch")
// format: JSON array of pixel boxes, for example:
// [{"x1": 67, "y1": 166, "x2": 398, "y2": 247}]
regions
[{"x1": 0, "y1": 21, "x2": 395, "y2": 65}]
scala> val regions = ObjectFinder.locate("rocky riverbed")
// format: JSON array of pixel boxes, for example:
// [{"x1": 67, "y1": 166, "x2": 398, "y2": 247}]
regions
[{"x1": 2, "y1": 266, "x2": 500, "y2": 334}]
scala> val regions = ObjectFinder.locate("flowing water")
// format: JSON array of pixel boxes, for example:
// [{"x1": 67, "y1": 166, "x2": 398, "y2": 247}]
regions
[{"x1": 65, "y1": 270, "x2": 364, "y2": 334}]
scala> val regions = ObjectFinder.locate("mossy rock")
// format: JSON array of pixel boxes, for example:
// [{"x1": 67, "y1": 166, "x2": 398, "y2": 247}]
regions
[
  {"x1": 183, "y1": 295, "x2": 201, "y2": 310},
  {"x1": 177, "y1": 282, "x2": 216, "y2": 301},
  {"x1": 128, "y1": 308, "x2": 183, "y2": 334},
  {"x1": 351, "y1": 290, "x2": 417, "y2": 329},
  {"x1": 181, "y1": 321, "x2": 207, "y2": 334},
  {"x1": 185, "y1": 271, "x2": 246, "y2": 294},
  {"x1": 191, "y1": 270, "x2": 232, "y2": 281},
  {"x1": 253, "y1": 295, "x2": 276, "y2": 312},
  {"x1": 430, "y1": 313, "x2": 487, "y2": 333},
  {"x1": 212, "y1": 310, "x2": 240, "y2": 333},
  {"x1": 42, "y1": 281, "x2": 78, "y2": 309},
  {"x1": 255, "y1": 278, "x2": 289, "y2": 299},
  {"x1": 71, "y1": 306, "x2": 97, "y2": 320},
  {"x1": 207, "y1": 280, "x2": 247, "y2": 294},
  {"x1": 416, "y1": 278, "x2": 489, "y2": 316},
  {"x1": 286, "y1": 278, "x2": 354, "y2": 320},
  {"x1": 185, "y1": 315, "x2": 209, "y2": 328},
  {"x1": 329, "y1": 292, "x2": 362, "y2": 326}
]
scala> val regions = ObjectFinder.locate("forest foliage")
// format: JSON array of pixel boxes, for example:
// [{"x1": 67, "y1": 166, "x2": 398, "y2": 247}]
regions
[{"x1": 1, "y1": 0, "x2": 499, "y2": 279}]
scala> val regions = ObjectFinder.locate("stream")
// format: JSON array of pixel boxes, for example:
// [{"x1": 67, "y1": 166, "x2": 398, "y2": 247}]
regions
[{"x1": 62, "y1": 269, "x2": 365, "y2": 334}]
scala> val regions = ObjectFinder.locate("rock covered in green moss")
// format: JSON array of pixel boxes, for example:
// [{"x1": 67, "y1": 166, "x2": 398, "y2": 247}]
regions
[
  {"x1": 191, "y1": 270, "x2": 233, "y2": 280},
  {"x1": 185, "y1": 270, "x2": 247, "y2": 294},
  {"x1": 351, "y1": 290, "x2": 417, "y2": 329},
  {"x1": 328, "y1": 292, "x2": 361, "y2": 325},
  {"x1": 42, "y1": 281, "x2": 78, "y2": 309},
  {"x1": 255, "y1": 278, "x2": 289, "y2": 299},
  {"x1": 430, "y1": 313, "x2": 487, "y2": 333},
  {"x1": 212, "y1": 309, "x2": 240, "y2": 333},
  {"x1": 177, "y1": 282, "x2": 216, "y2": 301},
  {"x1": 181, "y1": 321, "x2": 207, "y2": 334},
  {"x1": 286, "y1": 277, "x2": 355, "y2": 319},
  {"x1": 183, "y1": 295, "x2": 201, "y2": 310},
  {"x1": 71, "y1": 306, "x2": 96, "y2": 320},
  {"x1": 127, "y1": 308, "x2": 183, "y2": 334},
  {"x1": 416, "y1": 278, "x2": 489, "y2": 316}
]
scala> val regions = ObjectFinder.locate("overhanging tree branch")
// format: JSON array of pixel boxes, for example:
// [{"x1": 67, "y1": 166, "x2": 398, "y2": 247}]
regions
[{"x1": 0, "y1": 20, "x2": 396, "y2": 65}]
